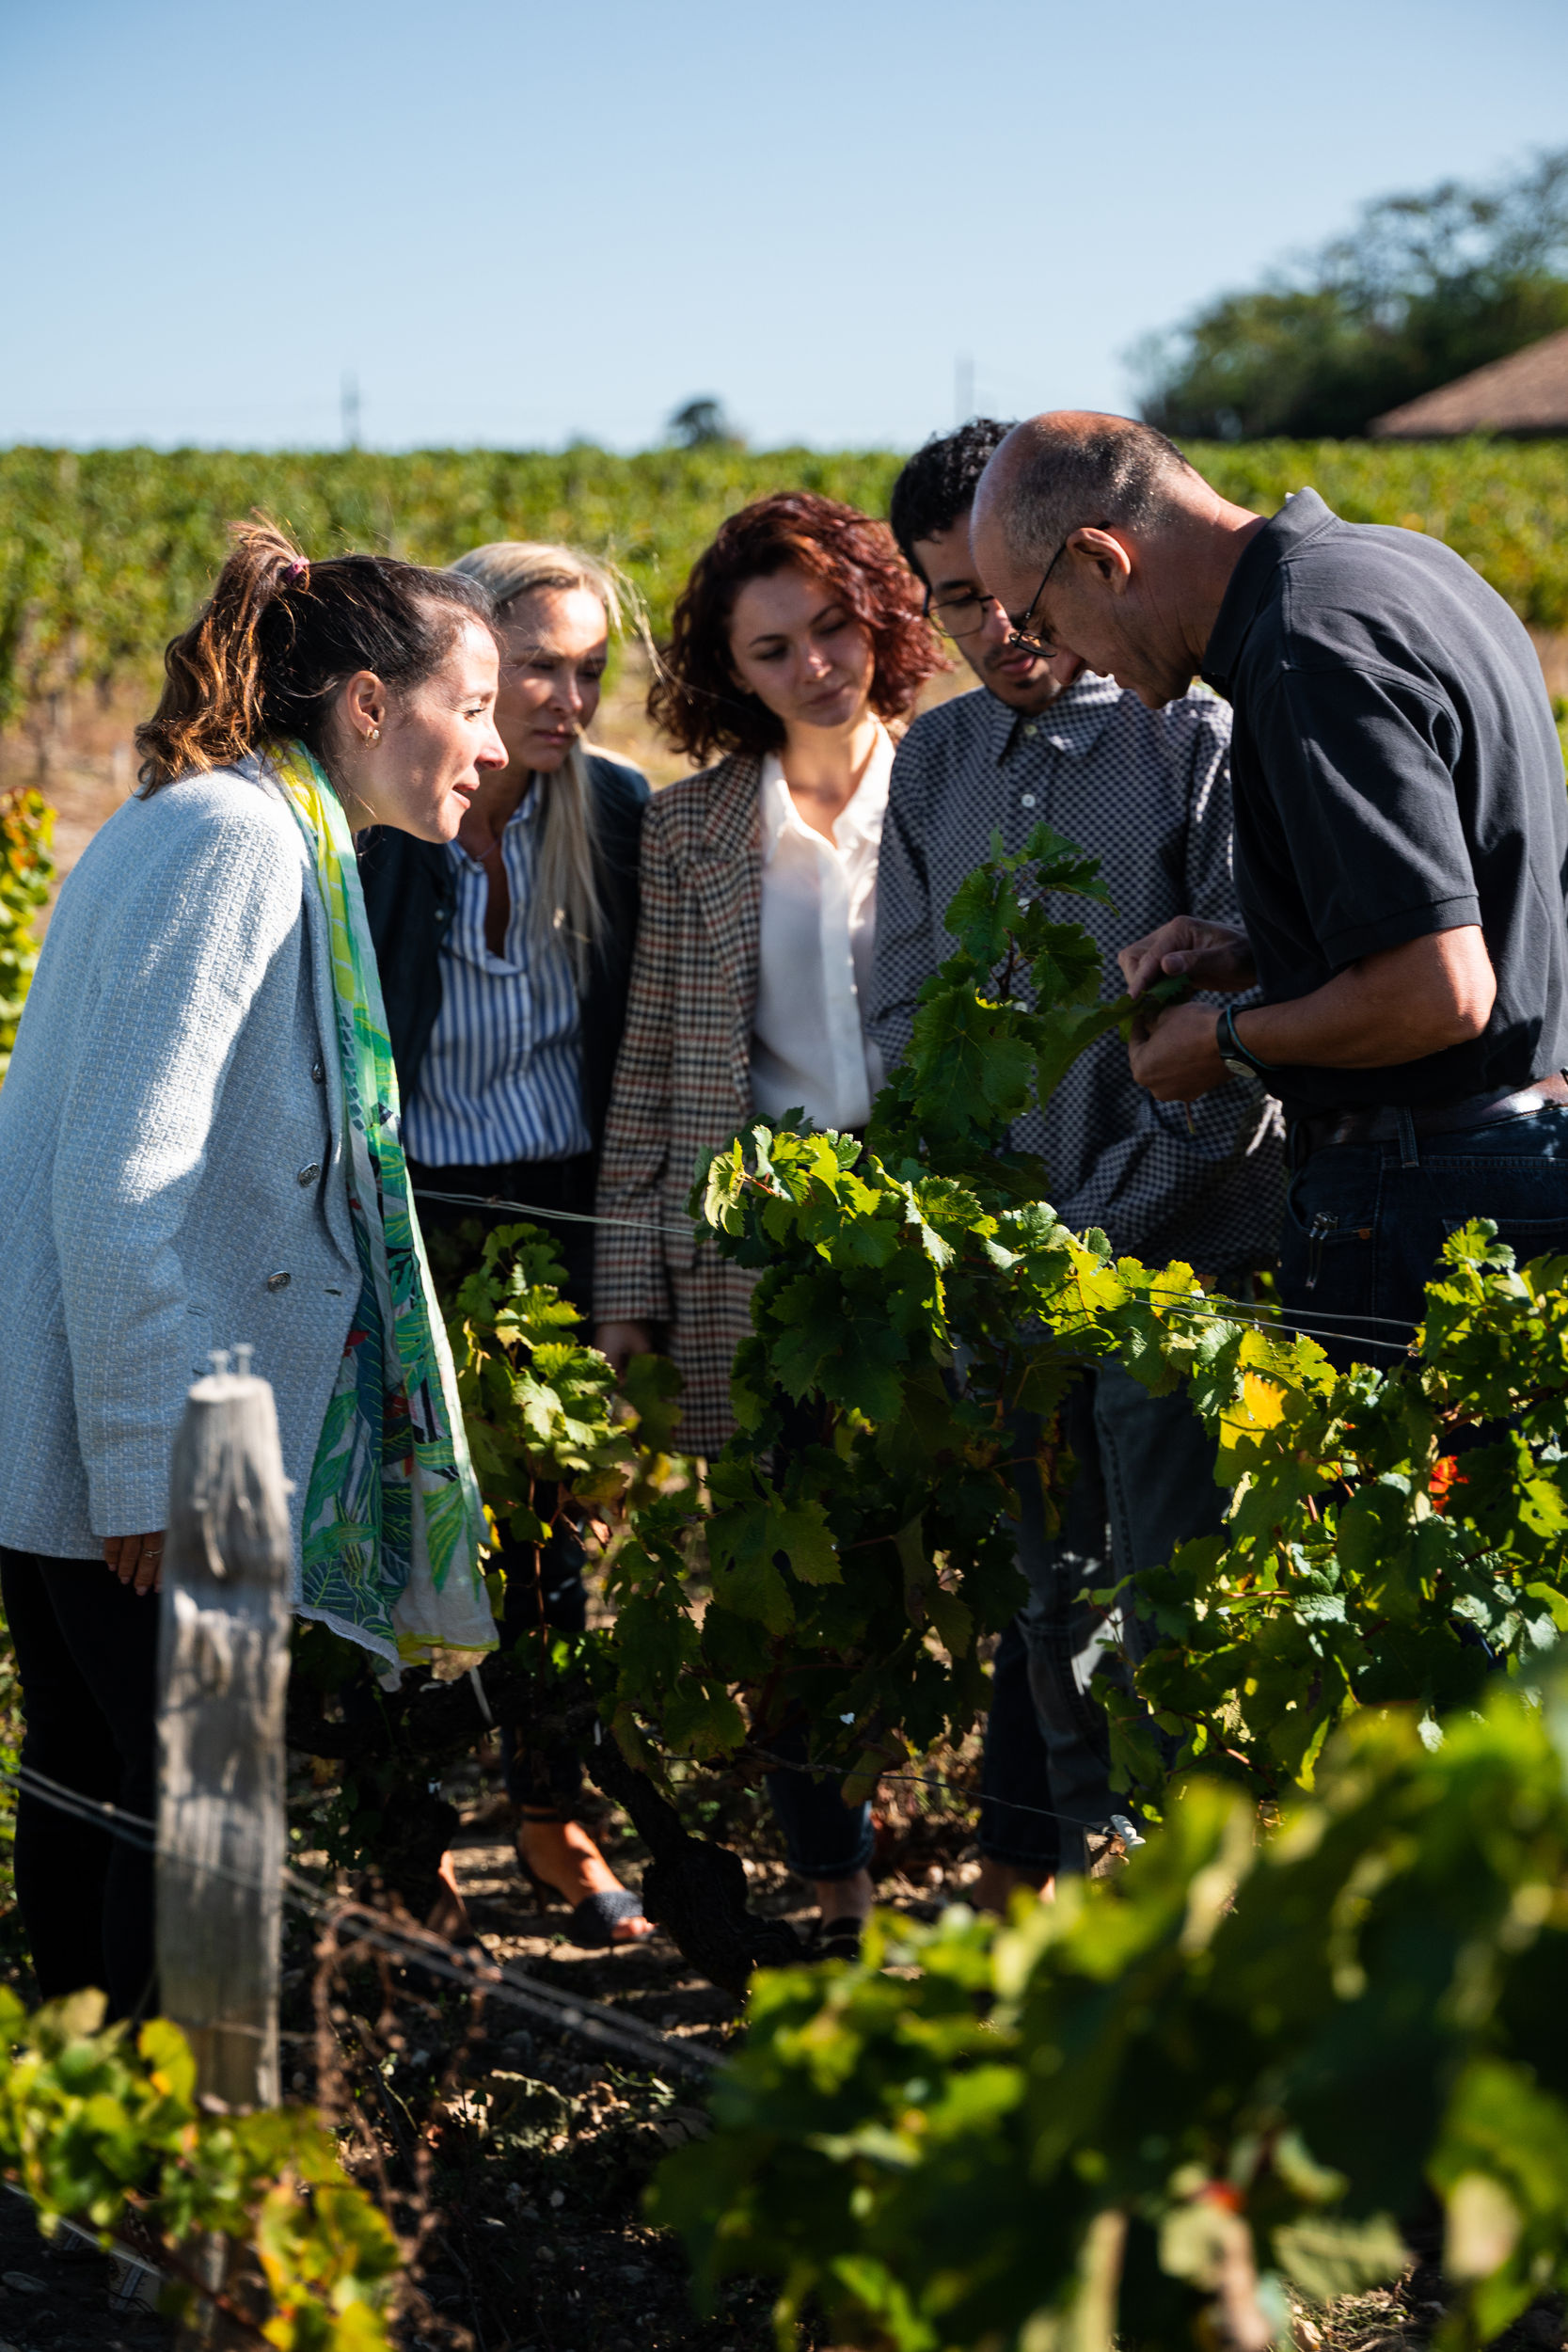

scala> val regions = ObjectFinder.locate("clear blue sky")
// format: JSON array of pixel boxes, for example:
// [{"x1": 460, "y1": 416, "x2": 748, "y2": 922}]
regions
[{"x1": 3, "y1": 0, "x2": 1564, "y2": 452}]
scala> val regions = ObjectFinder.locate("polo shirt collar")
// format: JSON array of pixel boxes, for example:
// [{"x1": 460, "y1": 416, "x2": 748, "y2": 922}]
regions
[
  {"x1": 1202, "y1": 486, "x2": 1338, "y2": 694},
  {"x1": 995, "y1": 667, "x2": 1121, "y2": 763}
]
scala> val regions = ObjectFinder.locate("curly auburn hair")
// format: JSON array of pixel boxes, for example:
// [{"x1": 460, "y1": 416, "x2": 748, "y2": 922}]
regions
[{"x1": 646, "y1": 491, "x2": 943, "y2": 765}]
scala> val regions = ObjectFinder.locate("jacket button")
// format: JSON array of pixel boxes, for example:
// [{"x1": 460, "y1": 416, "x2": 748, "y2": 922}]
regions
[
  {"x1": 297, "y1": 1162, "x2": 321, "y2": 1186},
  {"x1": 310, "y1": 1060, "x2": 325, "y2": 1084},
  {"x1": 266, "y1": 1271, "x2": 292, "y2": 1292}
]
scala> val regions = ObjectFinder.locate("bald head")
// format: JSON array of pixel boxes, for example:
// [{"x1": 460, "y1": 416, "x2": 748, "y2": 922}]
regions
[
  {"x1": 972, "y1": 411, "x2": 1197, "y2": 577},
  {"x1": 968, "y1": 412, "x2": 1261, "y2": 708}
]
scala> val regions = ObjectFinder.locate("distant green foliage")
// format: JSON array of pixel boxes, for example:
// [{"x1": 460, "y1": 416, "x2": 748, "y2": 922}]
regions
[
  {"x1": 1194, "y1": 439, "x2": 1568, "y2": 629},
  {"x1": 1136, "y1": 149, "x2": 1568, "y2": 437},
  {"x1": 0, "y1": 444, "x2": 905, "y2": 727},
  {"x1": 5, "y1": 439, "x2": 1568, "y2": 741},
  {"x1": 0, "y1": 787, "x2": 53, "y2": 1078},
  {"x1": 655, "y1": 1669, "x2": 1568, "y2": 2352}
]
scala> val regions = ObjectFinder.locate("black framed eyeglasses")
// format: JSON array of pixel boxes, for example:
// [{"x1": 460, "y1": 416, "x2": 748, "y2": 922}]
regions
[
  {"x1": 922, "y1": 585, "x2": 1006, "y2": 642},
  {"x1": 1004, "y1": 520, "x2": 1105, "y2": 656}
]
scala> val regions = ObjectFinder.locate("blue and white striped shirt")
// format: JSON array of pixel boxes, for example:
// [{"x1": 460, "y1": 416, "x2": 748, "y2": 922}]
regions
[{"x1": 401, "y1": 787, "x2": 591, "y2": 1167}]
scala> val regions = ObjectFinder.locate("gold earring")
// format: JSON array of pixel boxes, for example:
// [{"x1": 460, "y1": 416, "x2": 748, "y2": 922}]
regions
[{"x1": 364, "y1": 726, "x2": 380, "y2": 745}]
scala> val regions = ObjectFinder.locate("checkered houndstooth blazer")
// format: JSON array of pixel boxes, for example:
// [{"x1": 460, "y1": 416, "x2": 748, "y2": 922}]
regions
[{"x1": 594, "y1": 753, "x2": 764, "y2": 1455}]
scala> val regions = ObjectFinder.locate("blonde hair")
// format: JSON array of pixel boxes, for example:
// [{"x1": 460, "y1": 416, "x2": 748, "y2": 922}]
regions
[{"x1": 449, "y1": 541, "x2": 646, "y2": 986}]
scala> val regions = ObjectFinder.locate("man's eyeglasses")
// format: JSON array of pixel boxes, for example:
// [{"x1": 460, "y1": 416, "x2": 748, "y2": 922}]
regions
[
  {"x1": 923, "y1": 586, "x2": 1006, "y2": 642},
  {"x1": 1003, "y1": 521, "x2": 1104, "y2": 657}
]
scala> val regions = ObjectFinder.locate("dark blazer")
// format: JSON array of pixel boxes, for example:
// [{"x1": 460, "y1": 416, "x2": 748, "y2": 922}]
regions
[{"x1": 357, "y1": 752, "x2": 650, "y2": 1167}]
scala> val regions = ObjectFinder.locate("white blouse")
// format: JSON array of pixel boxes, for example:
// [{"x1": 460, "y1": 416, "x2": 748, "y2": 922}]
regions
[{"x1": 751, "y1": 726, "x2": 893, "y2": 1133}]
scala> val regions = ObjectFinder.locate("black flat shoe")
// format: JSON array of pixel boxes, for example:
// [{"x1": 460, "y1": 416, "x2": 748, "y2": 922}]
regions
[{"x1": 808, "y1": 1915, "x2": 864, "y2": 1964}]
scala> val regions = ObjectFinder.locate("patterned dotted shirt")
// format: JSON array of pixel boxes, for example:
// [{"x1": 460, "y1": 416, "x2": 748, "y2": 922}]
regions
[{"x1": 868, "y1": 672, "x2": 1284, "y2": 1276}]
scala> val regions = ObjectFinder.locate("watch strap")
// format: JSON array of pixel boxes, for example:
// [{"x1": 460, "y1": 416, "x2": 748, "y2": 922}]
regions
[{"x1": 1217, "y1": 1003, "x2": 1276, "y2": 1076}]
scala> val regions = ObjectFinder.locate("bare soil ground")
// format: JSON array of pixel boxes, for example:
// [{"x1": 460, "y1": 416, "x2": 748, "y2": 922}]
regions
[
  {"x1": 0, "y1": 1715, "x2": 986, "y2": 2352},
  {"x1": 286, "y1": 1751, "x2": 985, "y2": 2352}
]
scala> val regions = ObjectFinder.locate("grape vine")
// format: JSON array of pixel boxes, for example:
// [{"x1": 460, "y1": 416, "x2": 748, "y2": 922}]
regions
[
  {"x1": 654, "y1": 1660, "x2": 1568, "y2": 2352},
  {"x1": 0, "y1": 1988, "x2": 398, "y2": 2348}
]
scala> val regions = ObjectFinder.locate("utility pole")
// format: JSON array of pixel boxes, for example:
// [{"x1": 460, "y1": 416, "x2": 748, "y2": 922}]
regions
[
  {"x1": 341, "y1": 371, "x2": 361, "y2": 449},
  {"x1": 954, "y1": 353, "x2": 974, "y2": 427}
]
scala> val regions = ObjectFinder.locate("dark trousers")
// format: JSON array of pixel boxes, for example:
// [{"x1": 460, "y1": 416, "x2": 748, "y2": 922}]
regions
[
  {"x1": 406, "y1": 1150, "x2": 595, "y2": 1311},
  {"x1": 497, "y1": 1506, "x2": 590, "y2": 1812},
  {"x1": 976, "y1": 1616, "x2": 1058, "y2": 1871},
  {"x1": 762, "y1": 1392, "x2": 876, "y2": 1883},
  {"x1": 410, "y1": 1150, "x2": 596, "y2": 1814},
  {"x1": 1279, "y1": 1104, "x2": 1568, "y2": 1370},
  {"x1": 0, "y1": 1548, "x2": 159, "y2": 2016},
  {"x1": 763, "y1": 1626, "x2": 1060, "y2": 1880},
  {"x1": 1012, "y1": 1362, "x2": 1225, "y2": 1873},
  {"x1": 764, "y1": 1719, "x2": 877, "y2": 1883}
]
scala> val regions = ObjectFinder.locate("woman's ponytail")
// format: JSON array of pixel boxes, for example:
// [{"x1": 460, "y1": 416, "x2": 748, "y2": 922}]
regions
[
  {"x1": 135, "y1": 516, "x2": 494, "y2": 793},
  {"x1": 135, "y1": 521, "x2": 309, "y2": 790}
]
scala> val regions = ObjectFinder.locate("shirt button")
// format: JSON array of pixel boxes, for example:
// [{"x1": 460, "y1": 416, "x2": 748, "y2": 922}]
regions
[
  {"x1": 296, "y1": 1162, "x2": 321, "y2": 1186},
  {"x1": 1022, "y1": 722, "x2": 1038, "y2": 739},
  {"x1": 310, "y1": 1060, "x2": 325, "y2": 1084},
  {"x1": 1020, "y1": 792, "x2": 1037, "y2": 808},
  {"x1": 266, "y1": 1271, "x2": 292, "y2": 1292}
]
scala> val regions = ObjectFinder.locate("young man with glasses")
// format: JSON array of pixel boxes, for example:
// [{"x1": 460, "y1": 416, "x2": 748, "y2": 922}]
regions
[
  {"x1": 874, "y1": 421, "x2": 1283, "y2": 1894},
  {"x1": 969, "y1": 411, "x2": 1568, "y2": 1365}
]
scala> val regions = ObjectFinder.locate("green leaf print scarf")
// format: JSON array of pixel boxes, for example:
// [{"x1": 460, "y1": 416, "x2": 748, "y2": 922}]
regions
[{"x1": 267, "y1": 739, "x2": 494, "y2": 1674}]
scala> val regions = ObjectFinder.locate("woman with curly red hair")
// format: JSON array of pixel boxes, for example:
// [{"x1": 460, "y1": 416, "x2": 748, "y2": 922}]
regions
[{"x1": 594, "y1": 491, "x2": 942, "y2": 1953}]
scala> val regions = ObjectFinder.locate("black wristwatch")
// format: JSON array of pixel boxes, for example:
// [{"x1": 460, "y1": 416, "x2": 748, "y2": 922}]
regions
[{"x1": 1216, "y1": 1003, "x2": 1276, "y2": 1082}]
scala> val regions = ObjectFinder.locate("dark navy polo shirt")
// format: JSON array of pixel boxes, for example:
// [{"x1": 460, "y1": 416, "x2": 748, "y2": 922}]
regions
[{"x1": 1201, "y1": 487, "x2": 1568, "y2": 1117}]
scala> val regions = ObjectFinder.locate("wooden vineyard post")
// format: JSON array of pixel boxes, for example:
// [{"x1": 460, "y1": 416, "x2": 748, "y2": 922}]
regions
[{"x1": 157, "y1": 1359, "x2": 293, "y2": 2113}]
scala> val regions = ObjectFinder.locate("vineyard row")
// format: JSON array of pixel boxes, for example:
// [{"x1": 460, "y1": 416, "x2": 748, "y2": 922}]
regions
[{"x1": 5, "y1": 437, "x2": 1568, "y2": 731}]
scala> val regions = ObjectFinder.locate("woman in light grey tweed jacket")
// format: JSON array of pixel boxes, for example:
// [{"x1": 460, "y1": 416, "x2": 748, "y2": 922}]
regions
[{"x1": 0, "y1": 525, "x2": 506, "y2": 2014}]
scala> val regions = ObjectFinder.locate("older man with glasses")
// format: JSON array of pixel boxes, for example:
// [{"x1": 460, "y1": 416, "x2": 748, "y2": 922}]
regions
[
  {"x1": 971, "y1": 410, "x2": 1568, "y2": 1369},
  {"x1": 871, "y1": 421, "x2": 1283, "y2": 1892}
]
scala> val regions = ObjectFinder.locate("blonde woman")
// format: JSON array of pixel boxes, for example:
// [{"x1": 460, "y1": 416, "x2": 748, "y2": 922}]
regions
[{"x1": 360, "y1": 542, "x2": 651, "y2": 1947}]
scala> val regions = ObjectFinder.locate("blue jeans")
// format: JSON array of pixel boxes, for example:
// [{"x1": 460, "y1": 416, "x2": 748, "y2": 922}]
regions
[
  {"x1": 1280, "y1": 1104, "x2": 1568, "y2": 1368},
  {"x1": 763, "y1": 1720, "x2": 877, "y2": 1883},
  {"x1": 764, "y1": 1622, "x2": 1062, "y2": 1879},
  {"x1": 976, "y1": 1615, "x2": 1058, "y2": 1870},
  {"x1": 763, "y1": 1601, "x2": 1064, "y2": 1881},
  {"x1": 1013, "y1": 1359, "x2": 1226, "y2": 1872}
]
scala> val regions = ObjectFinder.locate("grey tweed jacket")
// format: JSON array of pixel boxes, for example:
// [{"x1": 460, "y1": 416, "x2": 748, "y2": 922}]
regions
[{"x1": 0, "y1": 756, "x2": 358, "y2": 1565}]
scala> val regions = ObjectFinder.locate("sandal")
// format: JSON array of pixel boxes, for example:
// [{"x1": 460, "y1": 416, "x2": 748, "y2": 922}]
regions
[
  {"x1": 515, "y1": 1807, "x2": 653, "y2": 1947},
  {"x1": 566, "y1": 1888, "x2": 650, "y2": 1949}
]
